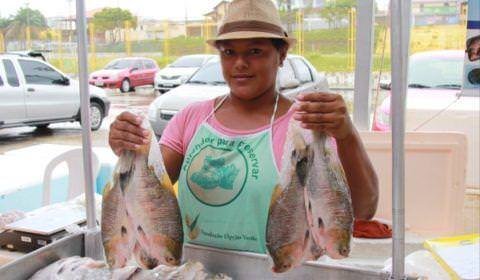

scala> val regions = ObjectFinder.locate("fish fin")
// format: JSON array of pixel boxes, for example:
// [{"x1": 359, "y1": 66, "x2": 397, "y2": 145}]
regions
[{"x1": 269, "y1": 184, "x2": 283, "y2": 211}]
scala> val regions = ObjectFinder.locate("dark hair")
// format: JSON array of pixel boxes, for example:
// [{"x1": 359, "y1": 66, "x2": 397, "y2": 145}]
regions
[{"x1": 271, "y1": 38, "x2": 288, "y2": 51}]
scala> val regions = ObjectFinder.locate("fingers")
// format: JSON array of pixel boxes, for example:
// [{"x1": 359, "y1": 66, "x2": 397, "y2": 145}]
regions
[
  {"x1": 293, "y1": 112, "x2": 345, "y2": 124},
  {"x1": 294, "y1": 93, "x2": 347, "y2": 115},
  {"x1": 116, "y1": 111, "x2": 144, "y2": 126},
  {"x1": 296, "y1": 92, "x2": 339, "y2": 103},
  {"x1": 108, "y1": 111, "x2": 150, "y2": 154}
]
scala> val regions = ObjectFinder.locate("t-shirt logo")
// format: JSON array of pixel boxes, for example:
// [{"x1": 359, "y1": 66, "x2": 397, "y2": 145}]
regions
[{"x1": 186, "y1": 145, "x2": 247, "y2": 206}]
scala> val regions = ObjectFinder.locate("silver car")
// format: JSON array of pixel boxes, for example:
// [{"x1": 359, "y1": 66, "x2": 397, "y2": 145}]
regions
[
  {"x1": 154, "y1": 54, "x2": 216, "y2": 93},
  {"x1": 148, "y1": 54, "x2": 328, "y2": 136},
  {"x1": 0, "y1": 54, "x2": 110, "y2": 131}
]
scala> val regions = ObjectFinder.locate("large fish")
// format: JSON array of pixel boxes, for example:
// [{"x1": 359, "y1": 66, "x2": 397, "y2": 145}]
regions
[
  {"x1": 266, "y1": 121, "x2": 313, "y2": 273},
  {"x1": 29, "y1": 256, "x2": 111, "y2": 280},
  {"x1": 306, "y1": 131, "x2": 354, "y2": 259},
  {"x1": 102, "y1": 118, "x2": 183, "y2": 269}
]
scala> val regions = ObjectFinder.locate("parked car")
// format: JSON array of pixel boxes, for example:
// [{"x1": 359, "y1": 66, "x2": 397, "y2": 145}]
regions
[
  {"x1": 89, "y1": 57, "x2": 158, "y2": 93},
  {"x1": 0, "y1": 54, "x2": 110, "y2": 131},
  {"x1": 373, "y1": 49, "x2": 479, "y2": 189},
  {"x1": 148, "y1": 54, "x2": 328, "y2": 136},
  {"x1": 154, "y1": 54, "x2": 216, "y2": 93}
]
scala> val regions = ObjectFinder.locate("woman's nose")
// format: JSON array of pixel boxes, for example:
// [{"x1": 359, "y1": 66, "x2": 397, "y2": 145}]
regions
[{"x1": 234, "y1": 55, "x2": 248, "y2": 70}]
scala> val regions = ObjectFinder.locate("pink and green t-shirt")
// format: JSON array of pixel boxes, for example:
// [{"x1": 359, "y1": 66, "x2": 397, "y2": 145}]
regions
[{"x1": 159, "y1": 98, "x2": 295, "y2": 170}]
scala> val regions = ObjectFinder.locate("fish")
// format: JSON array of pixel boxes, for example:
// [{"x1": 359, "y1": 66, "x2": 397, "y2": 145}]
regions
[
  {"x1": 102, "y1": 118, "x2": 183, "y2": 269},
  {"x1": 266, "y1": 121, "x2": 313, "y2": 273},
  {"x1": 30, "y1": 257, "x2": 232, "y2": 280},
  {"x1": 29, "y1": 256, "x2": 111, "y2": 280},
  {"x1": 306, "y1": 131, "x2": 354, "y2": 259},
  {"x1": 101, "y1": 179, "x2": 136, "y2": 268}
]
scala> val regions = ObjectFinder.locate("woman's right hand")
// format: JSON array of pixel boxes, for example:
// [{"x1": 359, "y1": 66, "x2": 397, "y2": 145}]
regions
[{"x1": 108, "y1": 111, "x2": 150, "y2": 156}]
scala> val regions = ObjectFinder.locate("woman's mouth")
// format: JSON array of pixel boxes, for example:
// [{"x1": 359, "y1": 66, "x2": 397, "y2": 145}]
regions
[{"x1": 232, "y1": 74, "x2": 254, "y2": 83}]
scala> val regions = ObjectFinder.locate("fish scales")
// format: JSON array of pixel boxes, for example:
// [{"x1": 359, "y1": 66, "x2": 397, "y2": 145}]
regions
[
  {"x1": 102, "y1": 118, "x2": 183, "y2": 269},
  {"x1": 306, "y1": 131, "x2": 353, "y2": 259},
  {"x1": 266, "y1": 121, "x2": 312, "y2": 273}
]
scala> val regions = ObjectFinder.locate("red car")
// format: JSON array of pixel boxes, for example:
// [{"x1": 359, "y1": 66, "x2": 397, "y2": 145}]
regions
[{"x1": 89, "y1": 57, "x2": 158, "y2": 92}]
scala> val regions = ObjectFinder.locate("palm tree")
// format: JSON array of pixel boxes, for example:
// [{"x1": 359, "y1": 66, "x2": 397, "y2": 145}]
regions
[{"x1": 4, "y1": 7, "x2": 48, "y2": 49}]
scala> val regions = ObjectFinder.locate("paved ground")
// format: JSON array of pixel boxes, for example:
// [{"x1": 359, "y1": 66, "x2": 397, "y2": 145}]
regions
[{"x1": 0, "y1": 87, "x2": 157, "y2": 154}]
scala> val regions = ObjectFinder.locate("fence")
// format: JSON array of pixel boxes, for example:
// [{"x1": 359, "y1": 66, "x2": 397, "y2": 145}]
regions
[{"x1": 0, "y1": 7, "x2": 466, "y2": 82}]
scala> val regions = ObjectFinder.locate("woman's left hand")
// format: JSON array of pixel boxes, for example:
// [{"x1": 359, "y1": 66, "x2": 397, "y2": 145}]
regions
[{"x1": 292, "y1": 92, "x2": 354, "y2": 141}]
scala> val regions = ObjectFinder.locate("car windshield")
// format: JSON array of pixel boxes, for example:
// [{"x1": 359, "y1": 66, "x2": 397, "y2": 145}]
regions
[
  {"x1": 104, "y1": 59, "x2": 135, "y2": 69},
  {"x1": 170, "y1": 56, "x2": 206, "y2": 68},
  {"x1": 408, "y1": 55, "x2": 463, "y2": 89},
  {"x1": 187, "y1": 61, "x2": 225, "y2": 84}
]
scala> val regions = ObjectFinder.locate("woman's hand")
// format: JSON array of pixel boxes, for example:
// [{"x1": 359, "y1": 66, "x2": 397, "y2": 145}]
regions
[
  {"x1": 292, "y1": 92, "x2": 353, "y2": 141},
  {"x1": 108, "y1": 111, "x2": 150, "y2": 156}
]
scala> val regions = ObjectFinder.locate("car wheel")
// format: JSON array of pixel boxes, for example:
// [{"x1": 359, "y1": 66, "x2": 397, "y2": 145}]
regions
[
  {"x1": 90, "y1": 102, "x2": 104, "y2": 131},
  {"x1": 120, "y1": 79, "x2": 131, "y2": 93}
]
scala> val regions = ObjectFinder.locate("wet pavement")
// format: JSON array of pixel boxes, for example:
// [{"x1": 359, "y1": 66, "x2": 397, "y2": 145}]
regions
[{"x1": 0, "y1": 87, "x2": 158, "y2": 155}]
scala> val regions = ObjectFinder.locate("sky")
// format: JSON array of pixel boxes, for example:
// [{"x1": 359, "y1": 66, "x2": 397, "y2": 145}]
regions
[
  {"x1": 0, "y1": 0, "x2": 390, "y2": 21},
  {"x1": 0, "y1": 0, "x2": 223, "y2": 21}
]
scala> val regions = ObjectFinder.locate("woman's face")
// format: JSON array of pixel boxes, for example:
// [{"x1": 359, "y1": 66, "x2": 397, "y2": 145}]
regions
[{"x1": 217, "y1": 38, "x2": 287, "y2": 100}]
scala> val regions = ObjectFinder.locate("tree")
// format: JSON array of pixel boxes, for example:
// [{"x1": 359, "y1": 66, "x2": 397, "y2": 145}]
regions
[
  {"x1": 92, "y1": 8, "x2": 137, "y2": 43},
  {"x1": 319, "y1": 0, "x2": 356, "y2": 29},
  {"x1": 4, "y1": 7, "x2": 48, "y2": 48}
]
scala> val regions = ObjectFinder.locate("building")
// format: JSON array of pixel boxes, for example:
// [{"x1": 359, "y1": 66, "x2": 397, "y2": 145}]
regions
[{"x1": 411, "y1": 0, "x2": 464, "y2": 25}]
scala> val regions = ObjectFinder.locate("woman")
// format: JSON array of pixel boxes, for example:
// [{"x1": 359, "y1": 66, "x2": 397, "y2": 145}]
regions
[{"x1": 108, "y1": 0, "x2": 378, "y2": 254}]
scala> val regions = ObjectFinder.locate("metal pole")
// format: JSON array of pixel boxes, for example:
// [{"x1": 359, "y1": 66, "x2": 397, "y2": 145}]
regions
[
  {"x1": 390, "y1": 0, "x2": 411, "y2": 279},
  {"x1": 353, "y1": 0, "x2": 375, "y2": 130},
  {"x1": 75, "y1": 0, "x2": 102, "y2": 260}
]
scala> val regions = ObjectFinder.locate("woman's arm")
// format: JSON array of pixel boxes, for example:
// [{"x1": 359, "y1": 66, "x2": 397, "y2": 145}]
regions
[
  {"x1": 293, "y1": 92, "x2": 379, "y2": 220},
  {"x1": 161, "y1": 145, "x2": 184, "y2": 183},
  {"x1": 336, "y1": 127, "x2": 379, "y2": 220}
]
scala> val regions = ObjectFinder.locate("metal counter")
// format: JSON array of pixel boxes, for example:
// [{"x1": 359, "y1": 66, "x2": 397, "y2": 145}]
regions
[{"x1": 0, "y1": 233, "x2": 417, "y2": 280}]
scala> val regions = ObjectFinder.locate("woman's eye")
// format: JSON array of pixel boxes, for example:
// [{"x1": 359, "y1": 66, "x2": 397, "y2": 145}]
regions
[
  {"x1": 223, "y1": 49, "x2": 234, "y2": 56},
  {"x1": 250, "y1": 49, "x2": 262, "y2": 55}
]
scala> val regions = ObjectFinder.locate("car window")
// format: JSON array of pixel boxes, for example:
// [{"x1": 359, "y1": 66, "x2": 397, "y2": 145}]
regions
[
  {"x1": 171, "y1": 56, "x2": 206, "y2": 68},
  {"x1": 0, "y1": 74, "x2": 3, "y2": 86},
  {"x1": 291, "y1": 58, "x2": 313, "y2": 83},
  {"x1": 144, "y1": 60, "x2": 156, "y2": 69},
  {"x1": 278, "y1": 59, "x2": 296, "y2": 82},
  {"x1": 105, "y1": 59, "x2": 135, "y2": 69},
  {"x1": 2, "y1": 59, "x2": 20, "y2": 87},
  {"x1": 408, "y1": 56, "x2": 463, "y2": 89},
  {"x1": 188, "y1": 61, "x2": 225, "y2": 84},
  {"x1": 19, "y1": 59, "x2": 65, "y2": 85},
  {"x1": 133, "y1": 60, "x2": 143, "y2": 69}
]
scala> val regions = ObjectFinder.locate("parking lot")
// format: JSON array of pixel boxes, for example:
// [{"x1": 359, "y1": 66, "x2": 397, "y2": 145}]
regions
[{"x1": 0, "y1": 87, "x2": 156, "y2": 155}]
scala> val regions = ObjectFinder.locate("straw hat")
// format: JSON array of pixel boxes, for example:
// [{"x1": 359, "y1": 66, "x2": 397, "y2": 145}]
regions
[{"x1": 207, "y1": 0, "x2": 296, "y2": 47}]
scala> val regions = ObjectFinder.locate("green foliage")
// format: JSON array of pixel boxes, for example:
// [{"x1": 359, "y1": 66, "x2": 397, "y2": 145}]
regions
[
  {"x1": 13, "y1": 7, "x2": 48, "y2": 28},
  {"x1": 92, "y1": 8, "x2": 137, "y2": 33},
  {"x1": 319, "y1": 0, "x2": 356, "y2": 28},
  {"x1": 0, "y1": 17, "x2": 12, "y2": 29}
]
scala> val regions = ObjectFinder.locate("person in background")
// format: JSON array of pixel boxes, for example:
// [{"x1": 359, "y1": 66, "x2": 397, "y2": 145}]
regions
[
  {"x1": 466, "y1": 35, "x2": 480, "y2": 62},
  {"x1": 108, "y1": 0, "x2": 379, "y2": 253}
]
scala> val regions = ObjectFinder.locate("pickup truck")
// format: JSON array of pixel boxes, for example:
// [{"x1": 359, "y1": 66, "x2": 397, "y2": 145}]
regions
[{"x1": 0, "y1": 54, "x2": 110, "y2": 131}]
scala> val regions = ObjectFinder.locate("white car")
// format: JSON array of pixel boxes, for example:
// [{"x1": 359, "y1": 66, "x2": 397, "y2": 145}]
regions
[
  {"x1": 149, "y1": 54, "x2": 328, "y2": 136},
  {"x1": 154, "y1": 54, "x2": 216, "y2": 93},
  {"x1": 0, "y1": 54, "x2": 110, "y2": 131},
  {"x1": 373, "y1": 50, "x2": 479, "y2": 189}
]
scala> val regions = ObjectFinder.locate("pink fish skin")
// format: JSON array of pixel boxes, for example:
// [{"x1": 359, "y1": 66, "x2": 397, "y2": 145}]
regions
[
  {"x1": 266, "y1": 122, "x2": 313, "y2": 273},
  {"x1": 306, "y1": 131, "x2": 353, "y2": 259}
]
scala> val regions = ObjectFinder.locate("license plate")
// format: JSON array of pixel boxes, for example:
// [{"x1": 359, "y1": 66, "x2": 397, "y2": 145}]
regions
[
  {"x1": 95, "y1": 81, "x2": 104, "y2": 86},
  {"x1": 163, "y1": 83, "x2": 174, "y2": 88}
]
